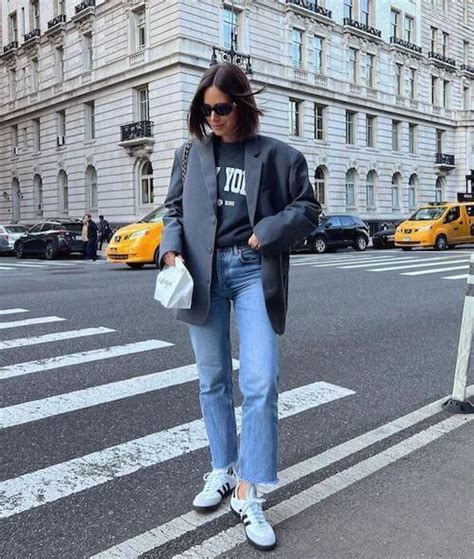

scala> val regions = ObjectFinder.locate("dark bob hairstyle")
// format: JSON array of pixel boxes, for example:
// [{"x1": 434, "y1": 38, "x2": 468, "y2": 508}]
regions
[{"x1": 188, "y1": 63, "x2": 263, "y2": 142}]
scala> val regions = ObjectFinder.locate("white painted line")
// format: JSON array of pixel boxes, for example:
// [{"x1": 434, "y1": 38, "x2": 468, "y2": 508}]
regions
[
  {"x1": 443, "y1": 274, "x2": 468, "y2": 280},
  {"x1": 402, "y1": 265, "x2": 469, "y2": 276},
  {"x1": 340, "y1": 256, "x2": 466, "y2": 270},
  {"x1": 0, "y1": 360, "x2": 239, "y2": 429},
  {"x1": 0, "y1": 316, "x2": 66, "y2": 331},
  {"x1": 0, "y1": 339, "x2": 173, "y2": 380},
  {"x1": 92, "y1": 386, "x2": 474, "y2": 559},
  {"x1": 0, "y1": 308, "x2": 28, "y2": 316},
  {"x1": 175, "y1": 414, "x2": 474, "y2": 558},
  {"x1": 0, "y1": 327, "x2": 115, "y2": 351},
  {"x1": 370, "y1": 259, "x2": 469, "y2": 272},
  {"x1": 0, "y1": 266, "x2": 15, "y2": 270},
  {"x1": 0, "y1": 263, "x2": 46, "y2": 268},
  {"x1": 307, "y1": 256, "x2": 403, "y2": 268},
  {"x1": 0, "y1": 381, "x2": 354, "y2": 519}
]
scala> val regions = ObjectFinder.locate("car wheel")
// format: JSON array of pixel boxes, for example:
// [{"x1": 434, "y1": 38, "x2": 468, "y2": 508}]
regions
[
  {"x1": 45, "y1": 241, "x2": 56, "y2": 260},
  {"x1": 126, "y1": 263, "x2": 144, "y2": 269},
  {"x1": 154, "y1": 247, "x2": 161, "y2": 268},
  {"x1": 401, "y1": 247, "x2": 412, "y2": 251},
  {"x1": 16, "y1": 243, "x2": 25, "y2": 259},
  {"x1": 434, "y1": 235, "x2": 448, "y2": 251},
  {"x1": 312, "y1": 237, "x2": 327, "y2": 254},
  {"x1": 354, "y1": 236, "x2": 367, "y2": 251}
]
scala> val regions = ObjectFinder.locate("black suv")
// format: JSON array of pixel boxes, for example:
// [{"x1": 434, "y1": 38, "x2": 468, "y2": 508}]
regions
[
  {"x1": 293, "y1": 215, "x2": 370, "y2": 254},
  {"x1": 15, "y1": 218, "x2": 85, "y2": 259}
]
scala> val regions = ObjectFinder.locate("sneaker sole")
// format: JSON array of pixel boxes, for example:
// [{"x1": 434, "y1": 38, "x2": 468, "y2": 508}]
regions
[{"x1": 230, "y1": 502, "x2": 276, "y2": 552}]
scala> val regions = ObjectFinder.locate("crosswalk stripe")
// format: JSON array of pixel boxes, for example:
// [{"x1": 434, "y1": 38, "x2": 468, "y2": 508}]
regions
[
  {"x1": 0, "y1": 381, "x2": 354, "y2": 519},
  {"x1": 92, "y1": 386, "x2": 474, "y2": 558},
  {"x1": 0, "y1": 263, "x2": 46, "y2": 268},
  {"x1": 443, "y1": 274, "x2": 468, "y2": 280},
  {"x1": 0, "y1": 327, "x2": 115, "y2": 351},
  {"x1": 402, "y1": 265, "x2": 469, "y2": 276},
  {"x1": 0, "y1": 339, "x2": 173, "y2": 380},
  {"x1": 0, "y1": 308, "x2": 28, "y2": 316},
  {"x1": 340, "y1": 256, "x2": 465, "y2": 270},
  {"x1": 308, "y1": 256, "x2": 410, "y2": 268},
  {"x1": 0, "y1": 360, "x2": 240, "y2": 428},
  {"x1": 0, "y1": 316, "x2": 65, "y2": 330},
  {"x1": 370, "y1": 258, "x2": 468, "y2": 272},
  {"x1": 175, "y1": 413, "x2": 474, "y2": 558},
  {"x1": 0, "y1": 266, "x2": 15, "y2": 270}
]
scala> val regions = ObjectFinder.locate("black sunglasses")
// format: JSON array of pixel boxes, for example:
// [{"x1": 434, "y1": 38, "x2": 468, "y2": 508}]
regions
[{"x1": 201, "y1": 102, "x2": 236, "y2": 117}]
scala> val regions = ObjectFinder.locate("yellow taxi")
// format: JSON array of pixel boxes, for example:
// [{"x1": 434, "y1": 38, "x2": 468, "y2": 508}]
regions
[
  {"x1": 394, "y1": 201, "x2": 474, "y2": 251},
  {"x1": 106, "y1": 205, "x2": 167, "y2": 268}
]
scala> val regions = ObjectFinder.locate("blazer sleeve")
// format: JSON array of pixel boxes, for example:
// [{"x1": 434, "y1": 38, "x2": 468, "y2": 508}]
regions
[
  {"x1": 253, "y1": 151, "x2": 322, "y2": 254},
  {"x1": 158, "y1": 147, "x2": 185, "y2": 268}
]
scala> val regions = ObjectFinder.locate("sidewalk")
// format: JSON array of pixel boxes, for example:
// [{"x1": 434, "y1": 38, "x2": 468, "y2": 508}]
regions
[{"x1": 225, "y1": 419, "x2": 474, "y2": 558}]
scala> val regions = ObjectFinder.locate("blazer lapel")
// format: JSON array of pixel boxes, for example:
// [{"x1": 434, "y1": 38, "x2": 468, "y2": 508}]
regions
[
  {"x1": 197, "y1": 135, "x2": 217, "y2": 213},
  {"x1": 244, "y1": 135, "x2": 262, "y2": 227}
]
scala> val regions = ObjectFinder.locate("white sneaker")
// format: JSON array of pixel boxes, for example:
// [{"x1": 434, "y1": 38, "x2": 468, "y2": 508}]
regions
[
  {"x1": 230, "y1": 484, "x2": 276, "y2": 551},
  {"x1": 192, "y1": 467, "x2": 237, "y2": 512}
]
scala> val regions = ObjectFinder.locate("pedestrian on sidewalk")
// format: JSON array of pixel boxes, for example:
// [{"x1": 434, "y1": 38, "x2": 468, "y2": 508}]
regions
[
  {"x1": 97, "y1": 215, "x2": 111, "y2": 251},
  {"x1": 159, "y1": 63, "x2": 321, "y2": 551},
  {"x1": 81, "y1": 215, "x2": 89, "y2": 259},
  {"x1": 86, "y1": 214, "x2": 98, "y2": 261}
]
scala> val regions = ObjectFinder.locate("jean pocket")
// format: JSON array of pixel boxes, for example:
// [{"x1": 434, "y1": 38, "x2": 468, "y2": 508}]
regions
[{"x1": 238, "y1": 246, "x2": 261, "y2": 264}]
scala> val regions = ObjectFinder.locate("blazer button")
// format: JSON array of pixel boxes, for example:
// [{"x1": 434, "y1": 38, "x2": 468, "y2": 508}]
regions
[
  {"x1": 210, "y1": 217, "x2": 216, "y2": 225},
  {"x1": 207, "y1": 247, "x2": 213, "y2": 254},
  {"x1": 206, "y1": 279, "x2": 210, "y2": 285}
]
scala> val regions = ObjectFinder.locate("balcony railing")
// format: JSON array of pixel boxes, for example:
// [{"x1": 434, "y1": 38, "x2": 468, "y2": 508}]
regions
[
  {"x1": 120, "y1": 120, "x2": 154, "y2": 142},
  {"x1": 435, "y1": 153, "x2": 455, "y2": 166},
  {"x1": 75, "y1": 0, "x2": 95, "y2": 15},
  {"x1": 460, "y1": 64, "x2": 474, "y2": 74},
  {"x1": 210, "y1": 46, "x2": 253, "y2": 74},
  {"x1": 428, "y1": 51, "x2": 456, "y2": 68},
  {"x1": 24, "y1": 29, "x2": 41, "y2": 43},
  {"x1": 3, "y1": 41, "x2": 18, "y2": 54},
  {"x1": 390, "y1": 36, "x2": 422, "y2": 54},
  {"x1": 343, "y1": 18, "x2": 381, "y2": 38},
  {"x1": 285, "y1": 0, "x2": 332, "y2": 19},
  {"x1": 48, "y1": 14, "x2": 67, "y2": 29}
]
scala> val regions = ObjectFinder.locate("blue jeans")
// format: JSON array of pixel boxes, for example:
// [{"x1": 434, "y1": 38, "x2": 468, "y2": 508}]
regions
[{"x1": 189, "y1": 245, "x2": 279, "y2": 485}]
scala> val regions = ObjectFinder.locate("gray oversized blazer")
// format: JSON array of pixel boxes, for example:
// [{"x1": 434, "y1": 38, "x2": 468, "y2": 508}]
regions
[{"x1": 159, "y1": 133, "x2": 321, "y2": 334}]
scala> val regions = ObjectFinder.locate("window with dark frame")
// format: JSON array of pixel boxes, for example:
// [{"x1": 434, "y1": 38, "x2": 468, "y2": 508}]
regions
[
  {"x1": 289, "y1": 99, "x2": 301, "y2": 136},
  {"x1": 314, "y1": 103, "x2": 324, "y2": 141}
]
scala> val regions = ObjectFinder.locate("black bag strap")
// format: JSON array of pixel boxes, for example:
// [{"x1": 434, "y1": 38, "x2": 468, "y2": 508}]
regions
[{"x1": 181, "y1": 141, "x2": 192, "y2": 184}]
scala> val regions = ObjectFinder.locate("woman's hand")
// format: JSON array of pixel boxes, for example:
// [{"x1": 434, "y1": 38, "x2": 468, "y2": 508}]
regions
[
  {"x1": 163, "y1": 251, "x2": 181, "y2": 267},
  {"x1": 248, "y1": 233, "x2": 261, "y2": 250}
]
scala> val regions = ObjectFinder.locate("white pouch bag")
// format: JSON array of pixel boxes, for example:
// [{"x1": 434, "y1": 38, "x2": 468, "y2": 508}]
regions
[{"x1": 154, "y1": 257, "x2": 194, "y2": 309}]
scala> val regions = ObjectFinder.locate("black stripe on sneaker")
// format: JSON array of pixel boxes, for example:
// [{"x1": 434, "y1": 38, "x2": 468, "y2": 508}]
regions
[
  {"x1": 225, "y1": 482, "x2": 230, "y2": 491},
  {"x1": 217, "y1": 489, "x2": 224, "y2": 497}
]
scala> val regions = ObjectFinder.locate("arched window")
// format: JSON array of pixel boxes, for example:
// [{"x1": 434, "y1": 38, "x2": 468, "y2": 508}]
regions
[
  {"x1": 12, "y1": 178, "x2": 21, "y2": 223},
  {"x1": 58, "y1": 170, "x2": 68, "y2": 213},
  {"x1": 366, "y1": 170, "x2": 376, "y2": 209},
  {"x1": 391, "y1": 172, "x2": 401, "y2": 208},
  {"x1": 345, "y1": 168, "x2": 356, "y2": 208},
  {"x1": 33, "y1": 174, "x2": 43, "y2": 217},
  {"x1": 141, "y1": 160, "x2": 154, "y2": 205},
  {"x1": 86, "y1": 166, "x2": 98, "y2": 210},
  {"x1": 435, "y1": 176, "x2": 445, "y2": 202},
  {"x1": 314, "y1": 166, "x2": 326, "y2": 206},
  {"x1": 408, "y1": 174, "x2": 418, "y2": 210}
]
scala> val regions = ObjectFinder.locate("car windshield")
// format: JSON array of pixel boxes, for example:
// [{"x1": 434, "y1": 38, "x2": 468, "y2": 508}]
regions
[
  {"x1": 140, "y1": 206, "x2": 167, "y2": 223},
  {"x1": 4, "y1": 225, "x2": 27, "y2": 233},
  {"x1": 409, "y1": 207, "x2": 447, "y2": 221},
  {"x1": 61, "y1": 223, "x2": 83, "y2": 233}
]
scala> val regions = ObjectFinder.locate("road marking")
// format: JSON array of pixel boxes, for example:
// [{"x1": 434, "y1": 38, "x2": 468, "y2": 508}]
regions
[
  {"x1": 175, "y1": 413, "x2": 474, "y2": 558},
  {"x1": 0, "y1": 263, "x2": 46, "y2": 268},
  {"x1": 306, "y1": 256, "x2": 403, "y2": 268},
  {"x1": 0, "y1": 327, "x2": 115, "y2": 351},
  {"x1": 291, "y1": 255, "x2": 395, "y2": 266},
  {"x1": 0, "y1": 316, "x2": 65, "y2": 330},
  {"x1": 402, "y1": 265, "x2": 469, "y2": 276},
  {"x1": 92, "y1": 386, "x2": 474, "y2": 559},
  {"x1": 443, "y1": 274, "x2": 468, "y2": 280},
  {"x1": 369, "y1": 258, "x2": 469, "y2": 272},
  {"x1": 0, "y1": 360, "x2": 239, "y2": 428},
  {"x1": 0, "y1": 381, "x2": 354, "y2": 519},
  {"x1": 0, "y1": 308, "x2": 28, "y2": 316},
  {"x1": 0, "y1": 266, "x2": 15, "y2": 270},
  {"x1": 0, "y1": 339, "x2": 173, "y2": 380},
  {"x1": 340, "y1": 256, "x2": 466, "y2": 270}
]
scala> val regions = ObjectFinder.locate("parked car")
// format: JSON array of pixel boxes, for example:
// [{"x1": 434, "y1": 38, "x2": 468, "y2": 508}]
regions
[
  {"x1": 106, "y1": 205, "x2": 166, "y2": 268},
  {"x1": 14, "y1": 218, "x2": 85, "y2": 259},
  {"x1": 293, "y1": 215, "x2": 370, "y2": 254},
  {"x1": 394, "y1": 201, "x2": 474, "y2": 250},
  {"x1": 0, "y1": 224, "x2": 28, "y2": 254},
  {"x1": 372, "y1": 221, "x2": 403, "y2": 249}
]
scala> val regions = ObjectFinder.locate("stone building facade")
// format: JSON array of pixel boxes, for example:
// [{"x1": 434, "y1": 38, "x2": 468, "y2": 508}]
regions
[{"x1": 0, "y1": 0, "x2": 472, "y2": 229}]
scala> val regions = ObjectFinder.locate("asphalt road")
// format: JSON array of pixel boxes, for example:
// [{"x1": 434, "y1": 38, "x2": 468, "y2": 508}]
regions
[{"x1": 1, "y1": 247, "x2": 473, "y2": 558}]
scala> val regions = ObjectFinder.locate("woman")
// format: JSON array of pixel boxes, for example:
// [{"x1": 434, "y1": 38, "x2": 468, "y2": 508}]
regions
[{"x1": 160, "y1": 63, "x2": 320, "y2": 551}]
